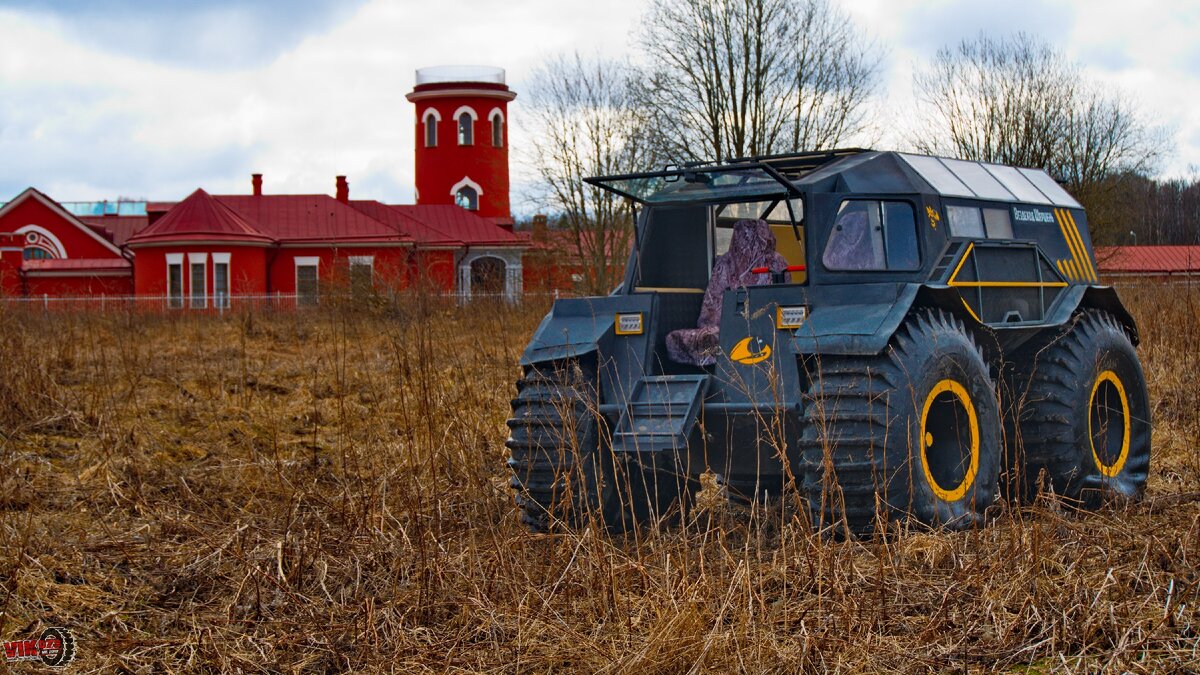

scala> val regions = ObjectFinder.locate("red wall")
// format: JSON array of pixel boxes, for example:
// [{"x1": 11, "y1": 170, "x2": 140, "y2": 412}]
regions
[
  {"x1": 408, "y1": 249, "x2": 456, "y2": 293},
  {"x1": 269, "y1": 246, "x2": 414, "y2": 294},
  {"x1": 0, "y1": 238, "x2": 22, "y2": 296},
  {"x1": 25, "y1": 274, "x2": 133, "y2": 297},
  {"x1": 523, "y1": 257, "x2": 579, "y2": 294},
  {"x1": 131, "y1": 245, "x2": 268, "y2": 297},
  {"x1": 413, "y1": 93, "x2": 511, "y2": 218}
]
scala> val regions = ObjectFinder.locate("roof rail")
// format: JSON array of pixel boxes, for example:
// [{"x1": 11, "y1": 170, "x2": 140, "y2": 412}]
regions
[{"x1": 725, "y1": 148, "x2": 871, "y2": 179}]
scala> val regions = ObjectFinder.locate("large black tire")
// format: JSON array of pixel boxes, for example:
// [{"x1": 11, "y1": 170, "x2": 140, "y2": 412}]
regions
[
  {"x1": 505, "y1": 359, "x2": 692, "y2": 532},
  {"x1": 800, "y1": 309, "x2": 1001, "y2": 536},
  {"x1": 1005, "y1": 310, "x2": 1151, "y2": 505}
]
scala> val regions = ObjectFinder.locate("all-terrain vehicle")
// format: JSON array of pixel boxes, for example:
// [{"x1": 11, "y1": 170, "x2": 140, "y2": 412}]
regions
[{"x1": 506, "y1": 149, "x2": 1151, "y2": 534}]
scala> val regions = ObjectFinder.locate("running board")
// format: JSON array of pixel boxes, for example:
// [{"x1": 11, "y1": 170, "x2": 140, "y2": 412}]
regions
[{"x1": 611, "y1": 375, "x2": 709, "y2": 454}]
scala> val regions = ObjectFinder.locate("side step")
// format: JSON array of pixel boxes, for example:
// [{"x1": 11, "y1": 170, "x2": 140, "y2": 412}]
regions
[{"x1": 611, "y1": 375, "x2": 709, "y2": 454}]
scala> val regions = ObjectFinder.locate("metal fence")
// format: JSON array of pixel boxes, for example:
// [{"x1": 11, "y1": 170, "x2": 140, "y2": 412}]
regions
[{"x1": 0, "y1": 290, "x2": 566, "y2": 314}]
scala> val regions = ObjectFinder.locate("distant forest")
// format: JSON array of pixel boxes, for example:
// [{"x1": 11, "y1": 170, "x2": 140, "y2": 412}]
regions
[{"x1": 1088, "y1": 173, "x2": 1200, "y2": 246}]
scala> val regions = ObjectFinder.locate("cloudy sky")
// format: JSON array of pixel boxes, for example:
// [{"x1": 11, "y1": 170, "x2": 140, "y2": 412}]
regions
[{"x1": 0, "y1": 0, "x2": 1196, "y2": 214}]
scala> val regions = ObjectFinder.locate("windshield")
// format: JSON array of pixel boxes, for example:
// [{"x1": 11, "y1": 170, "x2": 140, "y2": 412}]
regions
[{"x1": 586, "y1": 165, "x2": 798, "y2": 204}]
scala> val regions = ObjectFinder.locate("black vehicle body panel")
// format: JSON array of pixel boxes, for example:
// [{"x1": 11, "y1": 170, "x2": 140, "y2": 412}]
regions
[{"x1": 521, "y1": 149, "x2": 1136, "y2": 482}]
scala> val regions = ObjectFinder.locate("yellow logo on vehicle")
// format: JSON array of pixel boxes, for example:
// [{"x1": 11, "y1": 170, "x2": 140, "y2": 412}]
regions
[
  {"x1": 729, "y1": 337, "x2": 772, "y2": 364},
  {"x1": 926, "y1": 205, "x2": 941, "y2": 229}
]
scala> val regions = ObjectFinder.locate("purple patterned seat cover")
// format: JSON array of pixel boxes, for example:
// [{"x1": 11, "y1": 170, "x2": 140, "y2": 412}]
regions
[
  {"x1": 823, "y1": 208, "x2": 875, "y2": 270},
  {"x1": 665, "y1": 219, "x2": 789, "y2": 366}
]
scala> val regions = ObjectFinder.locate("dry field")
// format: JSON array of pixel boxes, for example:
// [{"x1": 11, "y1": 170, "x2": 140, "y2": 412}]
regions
[{"x1": 0, "y1": 286, "x2": 1197, "y2": 673}]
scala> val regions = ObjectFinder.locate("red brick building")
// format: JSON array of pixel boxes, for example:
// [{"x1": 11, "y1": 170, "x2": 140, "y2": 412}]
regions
[{"x1": 0, "y1": 65, "x2": 543, "y2": 304}]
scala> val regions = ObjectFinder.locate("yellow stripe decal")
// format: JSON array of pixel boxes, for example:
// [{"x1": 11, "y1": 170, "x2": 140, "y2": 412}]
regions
[
  {"x1": 1065, "y1": 211, "x2": 1097, "y2": 281},
  {"x1": 947, "y1": 242, "x2": 975, "y2": 284},
  {"x1": 959, "y1": 298, "x2": 982, "y2": 323},
  {"x1": 951, "y1": 281, "x2": 1069, "y2": 288},
  {"x1": 1056, "y1": 259, "x2": 1070, "y2": 279},
  {"x1": 1054, "y1": 209, "x2": 1085, "y2": 283}
]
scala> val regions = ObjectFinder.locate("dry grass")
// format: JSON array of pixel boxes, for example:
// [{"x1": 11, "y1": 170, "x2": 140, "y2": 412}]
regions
[{"x1": 0, "y1": 286, "x2": 1197, "y2": 673}]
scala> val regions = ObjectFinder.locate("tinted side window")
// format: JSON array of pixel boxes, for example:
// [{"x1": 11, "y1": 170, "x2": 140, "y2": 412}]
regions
[
  {"x1": 823, "y1": 200, "x2": 920, "y2": 271},
  {"x1": 946, "y1": 205, "x2": 985, "y2": 238},
  {"x1": 883, "y1": 201, "x2": 920, "y2": 269},
  {"x1": 982, "y1": 208, "x2": 1014, "y2": 239}
]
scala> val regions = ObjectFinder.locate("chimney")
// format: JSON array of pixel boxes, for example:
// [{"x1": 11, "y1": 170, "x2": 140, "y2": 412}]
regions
[
  {"x1": 251, "y1": 173, "x2": 263, "y2": 196},
  {"x1": 335, "y1": 175, "x2": 349, "y2": 203}
]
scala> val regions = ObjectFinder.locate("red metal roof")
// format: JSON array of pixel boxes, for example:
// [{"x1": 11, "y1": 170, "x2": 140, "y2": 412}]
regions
[
  {"x1": 390, "y1": 205, "x2": 526, "y2": 247},
  {"x1": 1095, "y1": 246, "x2": 1200, "y2": 275},
  {"x1": 347, "y1": 200, "x2": 462, "y2": 246},
  {"x1": 128, "y1": 189, "x2": 274, "y2": 245},
  {"x1": 79, "y1": 215, "x2": 148, "y2": 246},
  {"x1": 120, "y1": 192, "x2": 516, "y2": 249},
  {"x1": 215, "y1": 195, "x2": 409, "y2": 244},
  {"x1": 22, "y1": 258, "x2": 131, "y2": 272}
]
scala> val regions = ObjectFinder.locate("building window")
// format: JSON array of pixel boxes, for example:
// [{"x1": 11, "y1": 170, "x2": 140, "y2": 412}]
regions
[
  {"x1": 491, "y1": 113, "x2": 503, "y2": 147},
  {"x1": 295, "y1": 257, "x2": 319, "y2": 306},
  {"x1": 213, "y1": 252, "x2": 231, "y2": 308},
  {"x1": 458, "y1": 113, "x2": 473, "y2": 146},
  {"x1": 167, "y1": 253, "x2": 184, "y2": 309},
  {"x1": 455, "y1": 186, "x2": 478, "y2": 211},
  {"x1": 423, "y1": 110, "x2": 438, "y2": 147},
  {"x1": 189, "y1": 253, "x2": 207, "y2": 309},
  {"x1": 349, "y1": 256, "x2": 374, "y2": 297}
]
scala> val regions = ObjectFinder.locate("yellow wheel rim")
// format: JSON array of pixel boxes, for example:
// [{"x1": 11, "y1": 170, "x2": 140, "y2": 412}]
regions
[
  {"x1": 920, "y1": 379, "x2": 980, "y2": 503},
  {"x1": 1088, "y1": 370, "x2": 1131, "y2": 477}
]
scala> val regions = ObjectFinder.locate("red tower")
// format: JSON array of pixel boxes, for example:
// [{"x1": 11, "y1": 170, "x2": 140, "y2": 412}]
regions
[{"x1": 406, "y1": 66, "x2": 516, "y2": 223}]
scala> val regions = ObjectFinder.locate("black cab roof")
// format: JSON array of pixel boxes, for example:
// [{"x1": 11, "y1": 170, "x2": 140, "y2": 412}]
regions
[{"x1": 587, "y1": 149, "x2": 1081, "y2": 209}]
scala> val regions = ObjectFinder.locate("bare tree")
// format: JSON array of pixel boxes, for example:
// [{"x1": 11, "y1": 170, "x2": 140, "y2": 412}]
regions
[
  {"x1": 912, "y1": 33, "x2": 1166, "y2": 239},
  {"x1": 911, "y1": 33, "x2": 1069, "y2": 169},
  {"x1": 522, "y1": 54, "x2": 651, "y2": 295},
  {"x1": 634, "y1": 0, "x2": 880, "y2": 163}
]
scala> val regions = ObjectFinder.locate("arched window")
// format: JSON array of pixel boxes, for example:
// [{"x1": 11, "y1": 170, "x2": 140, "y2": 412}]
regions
[
  {"x1": 457, "y1": 113, "x2": 473, "y2": 146},
  {"x1": 422, "y1": 109, "x2": 440, "y2": 147},
  {"x1": 455, "y1": 186, "x2": 478, "y2": 211},
  {"x1": 17, "y1": 226, "x2": 66, "y2": 260},
  {"x1": 491, "y1": 115, "x2": 503, "y2": 147}
]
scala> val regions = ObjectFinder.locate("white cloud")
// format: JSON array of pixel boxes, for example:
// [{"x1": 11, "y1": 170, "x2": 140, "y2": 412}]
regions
[
  {"x1": 0, "y1": 0, "x2": 1195, "y2": 212},
  {"x1": 843, "y1": 0, "x2": 1200, "y2": 178}
]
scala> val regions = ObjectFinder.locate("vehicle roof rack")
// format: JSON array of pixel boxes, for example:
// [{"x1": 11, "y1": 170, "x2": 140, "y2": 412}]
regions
[{"x1": 725, "y1": 148, "x2": 872, "y2": 180}]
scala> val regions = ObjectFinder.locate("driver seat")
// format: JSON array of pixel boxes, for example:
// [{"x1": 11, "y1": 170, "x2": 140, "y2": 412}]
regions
[{"x1": 665, "y1": 219, "x2": 788, "y2": 366}]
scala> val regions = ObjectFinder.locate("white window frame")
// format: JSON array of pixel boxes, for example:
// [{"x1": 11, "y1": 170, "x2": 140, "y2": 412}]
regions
[
  {"x1": 295, "y1": 256, "x2": 320, "y2": 306},
  {"x1": 348, "y1": 255, "x2": 374, "y2": 295},
  {"x1": 488, "y1": 108, "x2": 504, "y2": 147},
  {"x1": 188, "y1": 252, "x2": 207, "y2": 309},
  {"x1": 422, "y1": 108, "x2": 441, "y2": 147},
  {"x1": 450, "y1": 176, "x2": 483, "y2": 211},
  {"x1": 166, "y1": 252, "x2": 184, "y2": 309},
  {"x1": 212, "y1": 252, "x2": 231, "y2": 308},
  {"x1": 454, "y1": 105, "x2": 478, "y2": 146}
]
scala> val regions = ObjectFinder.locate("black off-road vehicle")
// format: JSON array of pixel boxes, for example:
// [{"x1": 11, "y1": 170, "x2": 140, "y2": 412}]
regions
[{"x1": 506, "y1": 149, "x2": 1150, "y2": 534}]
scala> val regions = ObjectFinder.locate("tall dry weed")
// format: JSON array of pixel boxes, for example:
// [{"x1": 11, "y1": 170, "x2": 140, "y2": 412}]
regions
[{"x1": 0, "y1": 286, "x2": 1194, "y2": 672}]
